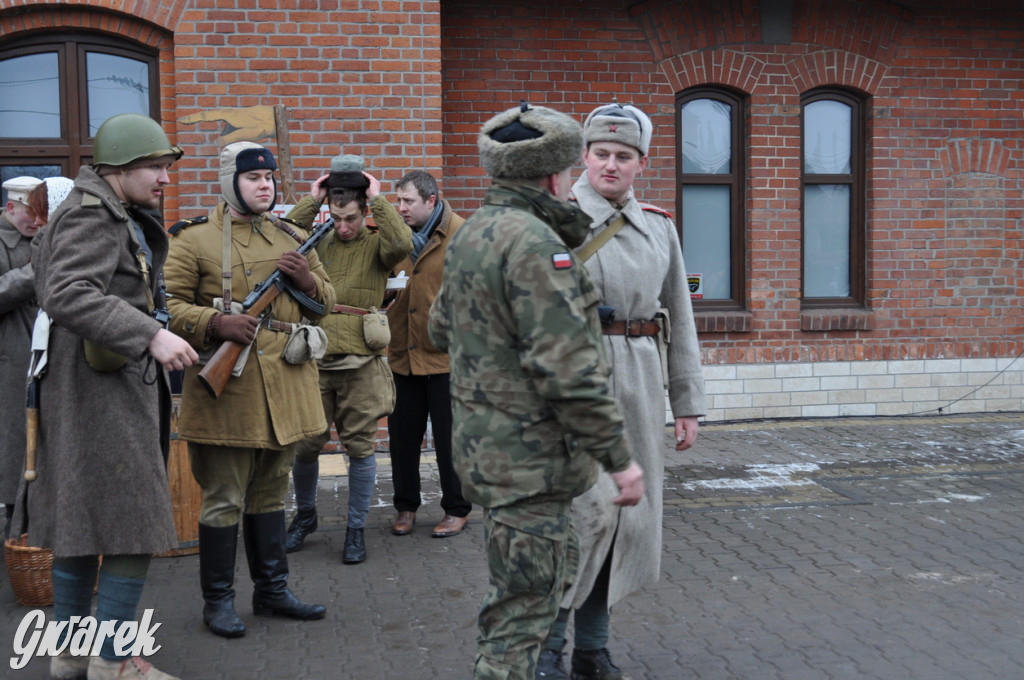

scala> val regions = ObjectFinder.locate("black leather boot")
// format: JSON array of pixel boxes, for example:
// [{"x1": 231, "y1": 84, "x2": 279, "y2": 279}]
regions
[
  {"x1": 199, "y1": 523, "x2": 246, "y2": 638},
  {"x1": 536, "y1": 648, "x2": 569, "y2": 679},
  {"x1": 342, "y1": 526, "x2": 366, "y2": 564},
  {"x1": 243, "y1": 511, "x2": 326, "y2": 620},
  {"x1": 570, "y1": 648, "x2": 623, "y2": 680},
  {"x1": 284, "y1": 506, "x2": 318, "y2": 553}
]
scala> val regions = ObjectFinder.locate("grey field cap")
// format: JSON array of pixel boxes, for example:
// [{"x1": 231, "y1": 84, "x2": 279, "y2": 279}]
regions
[{"x1": 327, "y1": 153, "x2": 370, "y2": 190}]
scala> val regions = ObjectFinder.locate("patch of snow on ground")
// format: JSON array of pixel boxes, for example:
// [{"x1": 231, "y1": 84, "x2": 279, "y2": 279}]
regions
[{"x1": 683, "y1": 463, "x2": 822, "y2": 491}]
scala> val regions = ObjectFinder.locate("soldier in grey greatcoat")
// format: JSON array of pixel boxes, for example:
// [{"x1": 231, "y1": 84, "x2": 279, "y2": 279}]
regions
[
  {"x1": 25, "y1": 113, "x2": 198, "y2": 680},
  {"x1": 0, "y1": 175, "x2": 41, "y2": 534},
  {"x1": 428, "y1": 103, "x2": 644, "y2": 680},
  {"x1": 536, "y1": 104, "x2": 707, "y2": 680}
]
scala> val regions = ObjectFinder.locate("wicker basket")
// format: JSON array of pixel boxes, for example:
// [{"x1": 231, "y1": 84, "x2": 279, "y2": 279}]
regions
[{"x1": 4, "y1": 533, "x2": 54, "y2": 607}]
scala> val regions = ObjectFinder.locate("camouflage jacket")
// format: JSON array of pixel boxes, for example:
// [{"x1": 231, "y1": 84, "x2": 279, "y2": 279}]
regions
[{"x1": 428, "y1": 178, "x2": 632, "y2": 509}]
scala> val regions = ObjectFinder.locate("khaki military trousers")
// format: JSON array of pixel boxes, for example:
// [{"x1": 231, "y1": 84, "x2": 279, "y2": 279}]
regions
[
  {"x1": 292, "y1": 356, "x2": 396, "y2": 462},
  {"x1": 188, "y1": 443, "x2": 294, "y2": 527},
  {"x1": 475, "y1": 501, "x2": 579, "y2": 680}
]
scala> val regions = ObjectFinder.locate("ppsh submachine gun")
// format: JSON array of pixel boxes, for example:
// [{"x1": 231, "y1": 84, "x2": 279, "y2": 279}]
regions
[{"x1": 197, "y1": 217, "x2": 333, "y2": 398}]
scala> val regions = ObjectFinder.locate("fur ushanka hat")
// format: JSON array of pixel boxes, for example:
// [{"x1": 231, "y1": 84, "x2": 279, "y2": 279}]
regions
[
  {"x1": 220, "y1": 141, "x2": 278, "y2": 215},
  {"x1": 478, "y1": 102, "x2": 583, "y2": 179}
]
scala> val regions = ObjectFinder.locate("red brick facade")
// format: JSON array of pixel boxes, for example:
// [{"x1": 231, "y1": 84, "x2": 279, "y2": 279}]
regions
[
  {"x1": 440, "y1": 1, "x2": 1024, "y2": 372},
  {"x1": 2, "y1": 0, "x2": 1022, "y2": 419}
]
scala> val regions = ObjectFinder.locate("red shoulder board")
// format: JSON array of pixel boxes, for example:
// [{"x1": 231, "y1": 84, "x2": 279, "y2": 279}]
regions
[{"x1": 639, "y1": 202, "x2": 672, "y2": 219}]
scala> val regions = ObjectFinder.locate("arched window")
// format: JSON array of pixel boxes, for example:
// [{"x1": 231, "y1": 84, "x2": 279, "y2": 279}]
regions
[
  {"x1": 0, "y1": 32, "x2": 159, "y2": 197},
  {"x1": 676, "y1": 87, "x2": 746, "y2": 310},
  {"x1": 801, "y1": 89, "x2": 866, "y2": 307}
]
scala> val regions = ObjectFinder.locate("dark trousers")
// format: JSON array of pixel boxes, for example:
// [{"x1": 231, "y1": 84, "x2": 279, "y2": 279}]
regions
[{"x1": 389, "y1": 372, "x2": 470, "y2": 517}]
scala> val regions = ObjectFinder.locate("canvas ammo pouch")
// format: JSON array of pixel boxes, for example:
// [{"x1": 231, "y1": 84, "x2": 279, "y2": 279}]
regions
[
  {"x1": 282, "y1": 323, "x2": 328, "y2": 364},
  {"x1": 362, "y1": 306, "x2": 390, "y2": 350},
  {"x1": 84, "y1": 340, "x2": 128, "y2": 372}
]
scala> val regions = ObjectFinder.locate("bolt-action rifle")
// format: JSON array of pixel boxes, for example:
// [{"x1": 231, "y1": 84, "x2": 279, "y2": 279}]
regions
[{"x1": 197, "y1": 218, "x2": 333, "y2": 398}]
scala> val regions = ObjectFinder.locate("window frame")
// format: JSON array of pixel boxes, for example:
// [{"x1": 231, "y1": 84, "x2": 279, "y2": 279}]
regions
[
  {"x1": 800, "y1": 88, "x2": 867, "y2": 309},
  {"x1": 0, "y1": 32, "x2": 160, "y2": 175},
  {"x1": 676, "y1": 87, "x2": 746, "y2": 312}
]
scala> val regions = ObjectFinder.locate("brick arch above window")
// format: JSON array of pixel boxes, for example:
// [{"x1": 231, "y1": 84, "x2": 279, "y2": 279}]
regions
[
  {"x1": 786, "y1": 50, "x2": 888, "y2": 96},
  {"x1": 940, "y1": 139, "x2": 1011, "y2": 178},
  {"x1": 0, "y1": 6, "x2": 173, "y2": 52},
  {"x1": 663, "y1": 49, "x2": 765, "y2": 94}
]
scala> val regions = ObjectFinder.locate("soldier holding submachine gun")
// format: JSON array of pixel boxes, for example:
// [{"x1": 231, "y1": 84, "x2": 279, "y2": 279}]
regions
[{"x1": 164, "y1": 141, "x2": 336, "y2": 642}]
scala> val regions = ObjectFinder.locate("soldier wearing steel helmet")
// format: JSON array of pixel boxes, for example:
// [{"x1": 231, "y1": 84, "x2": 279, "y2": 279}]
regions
[
  {"x1": 21, "y1": 112, "x2": 198, "y2": 680},
  {"x1": 427, "y1": 102, "x2": 644, "y2": 680}
]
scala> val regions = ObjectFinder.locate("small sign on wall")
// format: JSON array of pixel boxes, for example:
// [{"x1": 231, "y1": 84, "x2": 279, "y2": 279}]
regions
[
  {"x1": 272, "y1": 204, "x2": 331, "y2": 224},
  {"x1": 688, "y1": 273, "x2": 703, "y2": 300}
]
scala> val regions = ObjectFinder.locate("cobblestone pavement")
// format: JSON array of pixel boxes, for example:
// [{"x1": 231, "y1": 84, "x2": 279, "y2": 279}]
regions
[{"x1": 4, "y1": 412, "x2": 1024, "y2": 679}]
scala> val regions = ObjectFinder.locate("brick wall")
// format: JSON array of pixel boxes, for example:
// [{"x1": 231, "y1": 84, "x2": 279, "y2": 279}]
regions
[
  {"x1": 169, "y1": 0, "x2": 446, "y2": 219},
  {"x1": 438, "y1": 0, "x2": 1024, "y2": 418},
  {"x1": 3, "y1": 0, "x2": 1023, "y2": 422}
]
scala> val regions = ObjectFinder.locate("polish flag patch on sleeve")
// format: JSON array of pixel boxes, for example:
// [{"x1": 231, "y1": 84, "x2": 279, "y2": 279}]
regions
[{"x1": 552, "y1": 252, "x2": 573, "y2": 270}]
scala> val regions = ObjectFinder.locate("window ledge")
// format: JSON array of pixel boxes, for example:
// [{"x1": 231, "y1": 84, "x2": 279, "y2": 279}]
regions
[
  {"x1": 694, "y1": 310, "x2": 752, "y2": 334},
  {"x1": 800, "y1": 308, "x2": 874, "y2": 332}
]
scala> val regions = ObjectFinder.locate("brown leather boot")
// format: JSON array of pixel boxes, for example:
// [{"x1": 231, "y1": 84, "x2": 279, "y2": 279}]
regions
[{"x1": 391, "y1": 511, "x2": 415, "y2": 535}]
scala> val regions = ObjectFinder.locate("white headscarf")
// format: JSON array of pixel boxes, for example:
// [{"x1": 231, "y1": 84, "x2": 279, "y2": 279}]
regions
[{"x1": 44, "y1": 177, "x2": 75, "y2": 220}]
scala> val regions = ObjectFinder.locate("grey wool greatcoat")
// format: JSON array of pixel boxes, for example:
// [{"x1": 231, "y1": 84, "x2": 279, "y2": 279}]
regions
[
  {"x1": 19, "y1": 166, "x2": 178, "y2": 557},
  {"x1": 0, "y1": 212, "x2": 37, "y2": 505},
  {"x1": 564, "y1": 173, "x2": 706, "y2": 609}
]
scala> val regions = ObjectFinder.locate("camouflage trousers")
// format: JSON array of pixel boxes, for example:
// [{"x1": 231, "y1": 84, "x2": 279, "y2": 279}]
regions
[{"x1": 476, "y1": 501, "x2": 579, "y2": 680}]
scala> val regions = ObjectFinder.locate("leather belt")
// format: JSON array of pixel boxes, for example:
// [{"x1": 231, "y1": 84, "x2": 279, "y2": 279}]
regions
[
  {"x1": 264, "y1": 319, "x2": 293, "y2": 334},
  {"x1": 322, "y1": 353, "x2": 348, "y2": 363},
  {"x1": 602, "y1": 319, "x2": 660, "y2": 337},
  {"x1": 332, "y1": 304, "x2": 368, "y2": 316}
]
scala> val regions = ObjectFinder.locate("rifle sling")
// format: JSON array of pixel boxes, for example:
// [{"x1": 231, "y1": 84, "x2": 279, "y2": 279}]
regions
[
  {"x1": 577, "y1": 214, "x2": 627, "y2": 263},
  {"x1": 222, "y1": 211, "x2": 233, "y2": 307}
]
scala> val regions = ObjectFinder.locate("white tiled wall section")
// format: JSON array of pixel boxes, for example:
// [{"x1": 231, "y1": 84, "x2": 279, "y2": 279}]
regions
[{"x1": 691, "y1": 357, "x2": 1024, "y2": 423}]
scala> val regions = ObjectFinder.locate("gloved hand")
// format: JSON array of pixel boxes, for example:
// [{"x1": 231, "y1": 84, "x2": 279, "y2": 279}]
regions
[
  {"x1": 208, "y1": 313, "x2": 259, "y2": 344},
  {"x1": 277, "y1": 251, "x2": 317, "y2": 296}
]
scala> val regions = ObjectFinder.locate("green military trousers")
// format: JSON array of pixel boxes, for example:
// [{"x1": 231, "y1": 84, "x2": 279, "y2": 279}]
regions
[
  {"x1": 475, "y1": 500, "x2": 579, "y2": 680},
  {"x1": 292, "y1": 356, "x2": 396, "y2": 462},
  {"x1": 188, "y1": 443, "x2": 294, "y2": 527}
]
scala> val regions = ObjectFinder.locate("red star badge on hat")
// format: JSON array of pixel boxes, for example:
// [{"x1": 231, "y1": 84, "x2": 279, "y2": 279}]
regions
[{"x1": 608, "y1": 124, "x2": 618, "y2": 133}]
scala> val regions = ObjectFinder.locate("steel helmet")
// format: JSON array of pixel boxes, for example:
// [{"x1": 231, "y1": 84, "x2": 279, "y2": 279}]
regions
[{"x1": 93, "y1": 113, "x2": 184, "y2": 167}]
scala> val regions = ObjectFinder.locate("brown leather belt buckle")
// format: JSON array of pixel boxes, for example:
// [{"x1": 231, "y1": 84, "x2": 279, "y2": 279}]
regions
[
  {"x1": 602, "y1": 319, "x2": 659, "y2": 337},
  {"x1": 264, "y1": 319, "x2": 293, "y2": 334}
]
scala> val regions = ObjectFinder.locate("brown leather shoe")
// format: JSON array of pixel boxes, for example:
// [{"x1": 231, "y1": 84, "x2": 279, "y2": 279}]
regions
[
  {"x1": 391, "y1": 511, "x2": 415, "y2": 535},
  {"x1": 431, "y1": 514, "x2": 469, "y2": 538}
]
